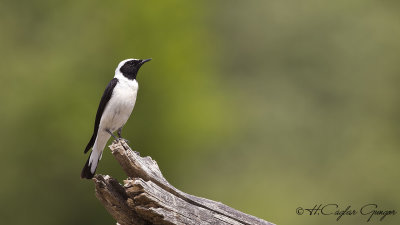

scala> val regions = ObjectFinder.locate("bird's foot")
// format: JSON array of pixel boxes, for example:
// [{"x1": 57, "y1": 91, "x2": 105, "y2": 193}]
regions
[{"x1": 116, "y1": 138, "x2": 130, "y2": 144}]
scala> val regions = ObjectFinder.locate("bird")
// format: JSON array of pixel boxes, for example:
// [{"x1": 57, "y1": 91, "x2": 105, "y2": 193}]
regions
[{"x1": 81, "y1": 58, "x2": 151, "y2": 179}]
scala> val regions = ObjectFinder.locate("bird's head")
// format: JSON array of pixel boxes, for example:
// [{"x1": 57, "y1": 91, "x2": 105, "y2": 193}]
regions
[{"x1": 116, "y1": 58, "x2": 151, "y2": 80}]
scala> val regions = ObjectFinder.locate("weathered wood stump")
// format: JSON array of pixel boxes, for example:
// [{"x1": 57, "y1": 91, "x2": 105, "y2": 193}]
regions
[{"x1": 93, "y1": 140, "x2": 275, "y2": 225}]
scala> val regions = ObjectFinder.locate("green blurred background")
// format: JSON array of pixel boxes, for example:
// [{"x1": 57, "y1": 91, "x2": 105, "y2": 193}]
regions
[{"x1": 1, "y1": 0, "x2": 399, "y2": 224}]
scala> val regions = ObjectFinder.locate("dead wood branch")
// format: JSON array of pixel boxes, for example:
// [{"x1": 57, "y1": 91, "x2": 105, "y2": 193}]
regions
[{"x1": 93, "y1": 140, "x2": 275, "y2": 225}]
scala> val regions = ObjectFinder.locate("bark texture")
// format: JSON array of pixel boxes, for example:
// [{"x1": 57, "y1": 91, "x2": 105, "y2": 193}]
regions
[{"x1": 93, "y1": 140, "x2": 275, "y2": 225}]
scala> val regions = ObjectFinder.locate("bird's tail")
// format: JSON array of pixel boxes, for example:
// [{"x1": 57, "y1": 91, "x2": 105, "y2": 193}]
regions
[
  {"x1": 80, "y1": 150, "x2": 101, "y2": 179},
  {"x1": 81, "y1": 131, "x2": 110, "y2": 179}
]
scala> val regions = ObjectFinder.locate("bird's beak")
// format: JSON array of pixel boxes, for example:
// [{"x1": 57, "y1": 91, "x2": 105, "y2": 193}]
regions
[{"x1": 140, "y1": 58, "x2": 152, "y2": 64}]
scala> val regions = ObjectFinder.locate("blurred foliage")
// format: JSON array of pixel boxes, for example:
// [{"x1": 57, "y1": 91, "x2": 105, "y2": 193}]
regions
[{"x1": 0, "y1": 0, "x2": 399, "y2": 224}]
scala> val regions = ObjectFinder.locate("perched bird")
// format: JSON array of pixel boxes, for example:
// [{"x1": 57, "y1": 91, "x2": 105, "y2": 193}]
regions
[{"x1": 81, "y1": 58, "x2": 151, "y2": 179}]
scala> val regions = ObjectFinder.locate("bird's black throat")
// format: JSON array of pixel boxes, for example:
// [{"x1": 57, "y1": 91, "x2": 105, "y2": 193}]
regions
[
  {"x1": 119, "y1": 58, "x2": 151, "y2": 80},
  {"x1": 120, "y1": 60, "x2": 143, "y2": 80}
]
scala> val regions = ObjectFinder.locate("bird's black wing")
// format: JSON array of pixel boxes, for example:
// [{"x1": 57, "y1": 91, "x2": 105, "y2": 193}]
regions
[{"x1": 84, "y1": 78, "x2": 118, "y2": 153}]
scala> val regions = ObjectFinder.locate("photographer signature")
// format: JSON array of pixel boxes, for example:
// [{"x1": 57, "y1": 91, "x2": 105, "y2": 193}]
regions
[{"x1": 296, "y1": 204, "x2": 397, "y2": 222}]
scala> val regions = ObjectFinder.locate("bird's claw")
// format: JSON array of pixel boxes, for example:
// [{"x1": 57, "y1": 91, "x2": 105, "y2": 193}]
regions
[
  {"x1": 116, "y1": 138, "x2": 129, "y2": 144},
  {"x1": 115, "y1": 138, "x2": 137, "y2": 154}
]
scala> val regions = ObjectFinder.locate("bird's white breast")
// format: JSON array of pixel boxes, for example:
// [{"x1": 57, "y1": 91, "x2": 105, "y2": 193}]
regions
[{"x1": 99, "y1": 77, "x2": 138, "y2": 132}]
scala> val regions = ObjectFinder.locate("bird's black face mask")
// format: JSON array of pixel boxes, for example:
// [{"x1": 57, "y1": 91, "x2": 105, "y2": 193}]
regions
[{"x1": 120, "y1": 59, "x2": 151, "y2": 80}]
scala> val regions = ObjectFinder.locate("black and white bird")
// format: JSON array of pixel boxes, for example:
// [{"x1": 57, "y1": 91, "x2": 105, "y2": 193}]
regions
[{"x1": 81, "y1": 58, "x2": 151, "y2": 179}]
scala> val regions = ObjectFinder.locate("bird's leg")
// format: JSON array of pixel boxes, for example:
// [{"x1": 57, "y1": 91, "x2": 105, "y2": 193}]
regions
[
  {"x1": 117, "y1": 127, "x2": 123, "y2": 138},
  {"x1": 106, "y1": 129, "x2": 117, "y2": 140},
  {"x1": 116, "y1": 127, "x2": 130, "y2": 144}
]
